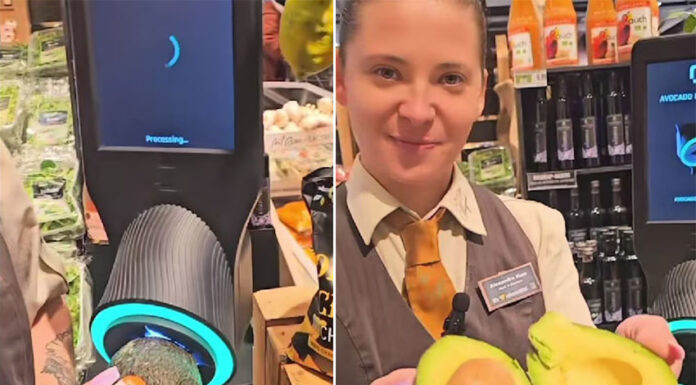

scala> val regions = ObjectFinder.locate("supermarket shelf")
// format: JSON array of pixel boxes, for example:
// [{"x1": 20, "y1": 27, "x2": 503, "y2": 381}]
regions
[
  {"x1": 514, "y1": 62, "x2": 631, "y2": 88},
  {"x1": 527, "y1": 164, "x2": 632, "y2": 177},
  {"x1": 575, "y1": 164, "x2": 633, "y2": 175},
  {"x1": 526, "y1": 165, "x2": 632, "y2": 191},
  {"x1": 546, "y1": 62, "x2": 631, "y2": 75}
]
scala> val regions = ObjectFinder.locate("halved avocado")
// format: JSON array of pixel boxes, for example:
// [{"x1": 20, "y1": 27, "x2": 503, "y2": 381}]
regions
[
  {"x1": 416, "y1": 335, "x2": 531, "y2": 385},
  {"x1": 527, "y1": 312, "x2": 678, "y2": 385}
]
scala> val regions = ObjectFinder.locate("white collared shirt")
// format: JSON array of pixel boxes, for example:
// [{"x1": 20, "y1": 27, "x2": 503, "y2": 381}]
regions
[{"x1": 345, "y1": 156, "x2": 593, "y2": 326}]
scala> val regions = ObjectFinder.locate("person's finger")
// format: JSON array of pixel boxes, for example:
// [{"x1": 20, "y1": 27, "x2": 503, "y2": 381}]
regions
[
  {"x1": 370, "y1": 368, "x2": 417, "y2": 385},
  {"x1": 83, "y1": 367, "x2": 121, "y2": 385},
  {"x1": 617, "y1": 315, "x2": 685, "y2": 377}
]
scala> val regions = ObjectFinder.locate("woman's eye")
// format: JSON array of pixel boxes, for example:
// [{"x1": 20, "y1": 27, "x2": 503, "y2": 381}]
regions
[
  {"x1": 440, "y1": 73, "x2": 465, "y2": 86},
  {"x1": 374, "y1": 67, "x2": 400, "y2": 80}
]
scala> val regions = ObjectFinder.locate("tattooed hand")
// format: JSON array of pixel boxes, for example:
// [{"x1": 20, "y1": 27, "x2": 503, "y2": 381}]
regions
[
  {"x1": 32, "y1": 296, "x2": 77, "y2": 385},
  {"x1": 41, "y1": 330, "x2": 77, "y2": 385}
]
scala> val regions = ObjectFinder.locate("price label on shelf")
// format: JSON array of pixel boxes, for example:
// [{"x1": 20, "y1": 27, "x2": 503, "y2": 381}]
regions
[
  {"x1": 527, "y1": 170, "x2": 577, "y2": 191},
  {"x1": 514, "y1": 70, "x2": 548, "y2": 89},
  {"x1": 264, "y1": 126, "x2": 333, "y2": 153}
]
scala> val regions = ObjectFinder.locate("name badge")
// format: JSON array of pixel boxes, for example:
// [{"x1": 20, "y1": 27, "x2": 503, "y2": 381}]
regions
[{"x1": 478, "y1": 263, "x2": 542, "y2": 312}]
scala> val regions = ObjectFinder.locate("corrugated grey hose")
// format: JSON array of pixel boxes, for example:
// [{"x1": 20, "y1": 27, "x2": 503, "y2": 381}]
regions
[{"x1": 653, "y1": 260, "x2": 696, "y2": 319}]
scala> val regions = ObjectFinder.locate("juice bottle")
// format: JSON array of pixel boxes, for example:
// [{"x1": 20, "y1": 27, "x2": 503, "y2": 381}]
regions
[
  {"x1": 651, "y1": 0, "x2": 660, "y2": 36},
  {"x1": 543, "y1": 0, "x2": 579, "y2": 67},
  {"x1": 586, "y1": 0, "x2": 618, "y2": 65},
  {"x1": 616, "y1": 0, "x2": 652, "y2": 62},
  {"x1": 508, "y1": 0, "x2": 544, "y2": 71}
]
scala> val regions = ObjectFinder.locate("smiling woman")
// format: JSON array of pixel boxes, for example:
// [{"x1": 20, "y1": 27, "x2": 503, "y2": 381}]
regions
[{"x1": 337, "y1": 0, "x2": 488, "y2": 216}]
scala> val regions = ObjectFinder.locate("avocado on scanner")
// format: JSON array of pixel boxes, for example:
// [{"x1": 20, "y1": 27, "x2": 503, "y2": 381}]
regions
[
  {"x1": 416, "y1": 335, "x2": 531, "y2": 385},
  {"x1": 527, "y1": 312, "x2": 677, "y2": 385}
]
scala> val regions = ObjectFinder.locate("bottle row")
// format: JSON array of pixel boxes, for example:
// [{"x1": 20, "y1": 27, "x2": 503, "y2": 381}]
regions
[
  {"x1": 574, "y1": 227, "x2": 646, "y2": 325},
  {"x1": 508, "y1": 0, "x2": 660, "y2": 69},
  {"x1": 548, "y1": 177, "x2": 631, "y2": 243},
  {"x1": 530, "y1": 71, "x2": 631, "y2": 172}
]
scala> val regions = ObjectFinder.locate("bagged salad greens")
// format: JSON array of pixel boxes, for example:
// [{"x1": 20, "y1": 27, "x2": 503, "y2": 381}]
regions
[
  {"x1": 467, "y1": 146, "x2": 516, "y2": 194},
  {"x1": 17, "y1": 145, "x2": 84, "y2": 241},
  {"x1": 0, "y1": 44, "x2": 27, "y2": 77},
  {"x1": 25, "y1": 78, "x2": 73, "y2": 147},
  {"x1": 28, "y1": 27, "x2": 67, "y2": 76},
  {"x1": 0, "y1": 79, "x2": 25, "y2": 152},
  {"x1": 49, "y1": 242, "x2": 95, "y2": 373},
  {"x1": 287, "y1": 167, "x2": 334, "y2": 377}
]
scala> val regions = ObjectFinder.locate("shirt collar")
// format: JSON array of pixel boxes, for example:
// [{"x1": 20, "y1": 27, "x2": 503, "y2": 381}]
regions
[
  {"x1": 437, "y1": 165, "x2": 487, "y2": 236},
  {"x1": 345, "y1": 157, "x2": 487, "y2": 245}
]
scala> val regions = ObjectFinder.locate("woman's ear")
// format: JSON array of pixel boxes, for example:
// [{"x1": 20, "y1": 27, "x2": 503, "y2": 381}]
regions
[{"x1": 336, "y1": 49, "x2": 348, "y2": 106}]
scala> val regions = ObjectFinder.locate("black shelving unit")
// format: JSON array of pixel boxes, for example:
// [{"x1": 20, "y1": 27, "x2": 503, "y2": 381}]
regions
[
  {"x1": 546, "y1": 62, "x2": 630, "y2": 74},
  {"x1": 575, "y1": 164, "x2": 632, "y2": 175},
  {"x1": 515, "y1": 63, "x2": 634, "y2": 216}
]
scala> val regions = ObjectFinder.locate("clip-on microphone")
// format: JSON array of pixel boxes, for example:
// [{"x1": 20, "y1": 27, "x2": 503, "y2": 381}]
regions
[{"x1": 443, "y1": 293, "x2": 470, "y2": 337}]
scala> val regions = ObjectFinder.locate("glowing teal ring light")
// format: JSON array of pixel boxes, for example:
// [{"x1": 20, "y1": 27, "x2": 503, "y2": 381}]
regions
[
  {"x1": 91, "y1": 302, "x2": 234, "y2": 385},
  {"x1": 676, "y1": 125, "x2": 696, "y2": 168},
  {"x1": 669, "y1": 319, "x2": 695, "y2": 385},
  {"x1": 678, "y1": 137, "x2": 696, "y2": 168},
  {"x1": 669, "y1": 318, "x2": 696, "y2": 334}
]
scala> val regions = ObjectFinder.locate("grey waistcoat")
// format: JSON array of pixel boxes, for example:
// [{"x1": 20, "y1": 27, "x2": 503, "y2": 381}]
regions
[
  {"x1": 0, "y1": 234, "x2": 35, "y2": 385},
  {"x1": 336, "y1": 183, "x2": 546, "y2": 385}
]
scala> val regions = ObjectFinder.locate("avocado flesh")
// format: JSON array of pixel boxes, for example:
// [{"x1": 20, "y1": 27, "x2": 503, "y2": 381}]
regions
[
  {"x1": 527, "y1": 312, "x2": 677, "y2": 385},
  {"x1": 416, "y1": 335, "x2": 531, "y2": 385}
]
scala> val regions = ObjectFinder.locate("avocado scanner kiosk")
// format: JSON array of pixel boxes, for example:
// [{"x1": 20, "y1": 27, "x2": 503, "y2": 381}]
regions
[
  {"x1": 63, "y1": 1, "x2": 263, "y2": 383},
  {"x1": 632, "y1": 33, "x2": 696, "y2": 385}
]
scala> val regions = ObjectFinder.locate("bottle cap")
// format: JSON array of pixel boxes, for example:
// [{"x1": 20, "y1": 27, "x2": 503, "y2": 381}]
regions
[{"x1": 612, "y1": 178, "x2": 621, "y2": 190}]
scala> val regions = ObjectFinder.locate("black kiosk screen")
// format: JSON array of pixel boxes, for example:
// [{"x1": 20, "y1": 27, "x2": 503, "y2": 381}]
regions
[
  {"x1": 86, "y1": 1, "x2": 235, "y2": 151},
  {"x1": 646, "y1": 58, "x2": 696, "y2": 222}
]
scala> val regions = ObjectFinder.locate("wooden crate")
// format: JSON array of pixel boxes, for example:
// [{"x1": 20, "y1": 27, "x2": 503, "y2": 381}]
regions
[
  {"x1": 265, "y1": 324, "x2": 301, "y2": 385},
  {"x1": 280, "y1": 364, "x2": 331, "y2": 385},
  {"x1": 252, "y1": 286, "x2": 316, "y2": 385}
]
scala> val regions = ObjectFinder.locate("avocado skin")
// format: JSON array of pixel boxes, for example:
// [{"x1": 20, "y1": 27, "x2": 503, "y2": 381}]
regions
[
  {"x1": 526, "y1": 312, "x2": 678, "y2": 385},
  {"x1": 112, "y1": 338, "x2": 202, "y2": 385},
  {"x1": 416, "y1": 335, "x2": 531, "y2": 385}
]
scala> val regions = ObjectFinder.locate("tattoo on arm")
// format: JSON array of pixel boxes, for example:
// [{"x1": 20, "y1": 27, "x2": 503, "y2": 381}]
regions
[{"x1": 41, "y1": 329, "x2": 77, "y2": 385}]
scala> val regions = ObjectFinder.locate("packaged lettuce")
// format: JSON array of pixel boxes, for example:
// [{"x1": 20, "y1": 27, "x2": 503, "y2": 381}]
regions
[
  {"x1": 458, "y1": 161, "x2": 469, "y2": 179},
  {"x1": 28, "y1": 28, "x2": 67, "y2": 76},
  {"x1": 0, "y1": 83, "x2": 20, "y2": 125},
  {"x1": 18, "y1": 146, "x2": 84, "y2": 241},
  {"x1": 0, "y1": 44, "x2": 27, "y2": 76},
  {"x1": 287, "y1": 167, "x2": 334, "y2": 377},
  {"x1": 25, "y1": 78, "x2": 73, "y2": 147},
  {"x1": 0, "y1": 80, "x2": 24, "y2": 151},
  {"x1": 53, "y1": 245, "x2": 95, "y2": 373},
  {"x1": 467, "y1": 146, "x2": 516, "y2": 194}
]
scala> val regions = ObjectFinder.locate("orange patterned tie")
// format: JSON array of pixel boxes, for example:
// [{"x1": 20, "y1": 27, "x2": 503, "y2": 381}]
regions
[{"x1": 386, "y1": 208, "x2": 456, "y2": 339}]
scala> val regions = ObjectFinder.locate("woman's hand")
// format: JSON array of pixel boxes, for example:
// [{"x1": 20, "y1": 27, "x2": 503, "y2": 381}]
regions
[
  {"x1": 83, "y1": 366, "x2": 147, "y2": 385},
  {"x1": 370, "y1": 368, "x2": 417, "y2": 385},
  {"x1": 617, "y1": 314, "x2": 685, "y2": 378}
]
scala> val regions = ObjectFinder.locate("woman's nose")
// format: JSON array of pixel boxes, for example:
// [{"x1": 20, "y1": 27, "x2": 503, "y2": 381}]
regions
[{"x1": 397, "y1": 84, "x2": 435, "y2": 127}]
